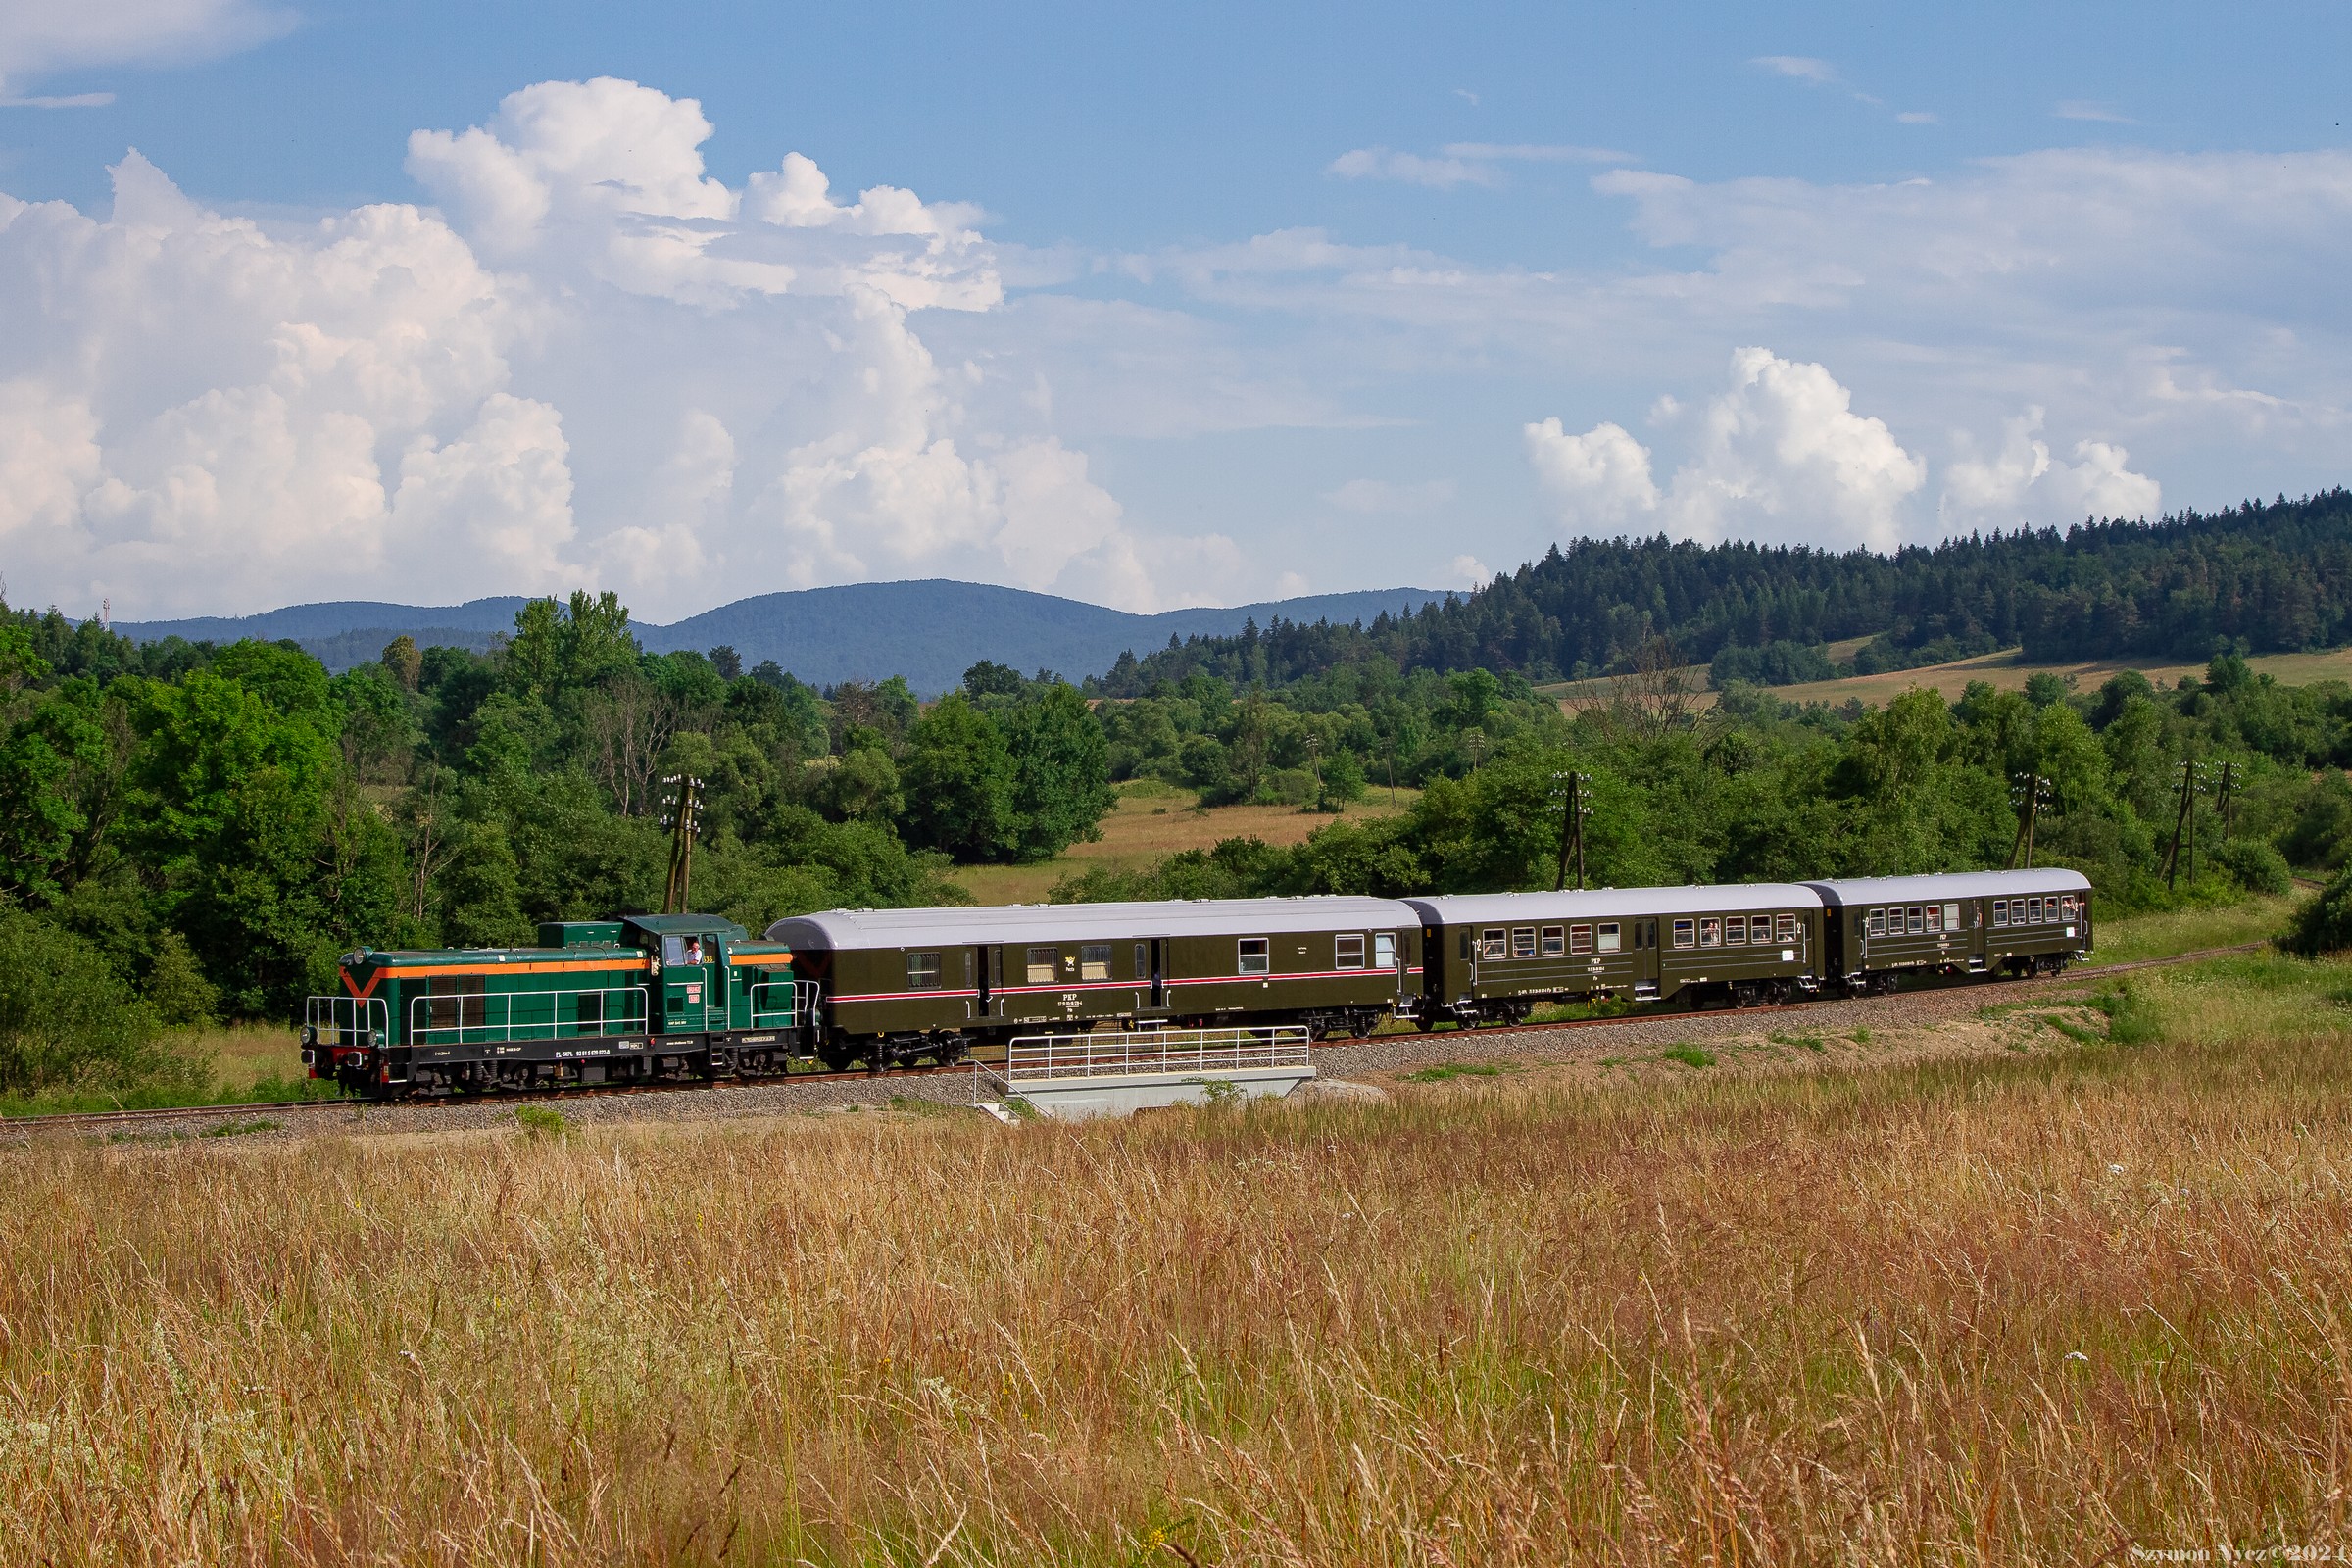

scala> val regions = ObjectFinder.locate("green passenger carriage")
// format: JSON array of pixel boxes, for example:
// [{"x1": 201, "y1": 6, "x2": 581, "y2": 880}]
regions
[{"x1": 1803, "y1": 870, "x2": 2092, "y2": 991}]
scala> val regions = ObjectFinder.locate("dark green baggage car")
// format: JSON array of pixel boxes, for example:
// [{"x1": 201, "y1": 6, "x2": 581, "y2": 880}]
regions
[{"x1": 767, "y1": 897, "x2": 1424, "y2": 1070}]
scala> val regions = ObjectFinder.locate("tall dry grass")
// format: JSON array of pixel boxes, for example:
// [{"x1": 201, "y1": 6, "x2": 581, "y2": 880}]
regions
[{"x1": 3, "y1": 991, "x2": 2349, "y2": 1563}]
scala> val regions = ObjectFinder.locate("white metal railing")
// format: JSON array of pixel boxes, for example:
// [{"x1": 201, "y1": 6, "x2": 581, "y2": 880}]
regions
[
  {"x1": 305, "y1": 994, "x2": 390, "y2": 1047},
  {"x1": 1003, "y1": 1026, "x2": 1310, "y2": 1082},
  {"x1": 746, "y1": 979, "x2": 817, "y2": 1031},
  {"x1": 407, "y1": 985, "x2": 652, "y2": 1047}
]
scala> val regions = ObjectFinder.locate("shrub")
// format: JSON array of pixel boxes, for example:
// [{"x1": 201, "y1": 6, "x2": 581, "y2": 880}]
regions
[
  {"x1": 2282, "y1": 865, "x2": 2352, "y2": 956},
  {"x1": 1661, "y1": 1043, "x2": 1717, "y2": 1068},
  {"x1": 514, "y1": 1104, "x2": 568, "y2": 1138},
  {"x1": 2214, "y1": 838, "x2": 2292, "y2": 897},
  {"x1": 0, "y1": 912, "x2": 192, "y2": 1095}
]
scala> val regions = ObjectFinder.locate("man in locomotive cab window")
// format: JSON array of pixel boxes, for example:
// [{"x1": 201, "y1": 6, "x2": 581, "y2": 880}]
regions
[{"x1": 684, "y1": 937, "x2": 704, "y2": 965}]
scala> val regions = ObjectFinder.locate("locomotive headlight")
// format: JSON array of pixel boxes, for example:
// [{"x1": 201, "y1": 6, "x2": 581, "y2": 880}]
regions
[{"x1": 301, "y1": 1025, "x2": 316, "y2": 1047}]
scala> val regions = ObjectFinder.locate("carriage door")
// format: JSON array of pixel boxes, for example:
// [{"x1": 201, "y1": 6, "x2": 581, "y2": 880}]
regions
[
  {"x1": 1149, "y1": 938, "x2": 1168, "y2": 1009},
  {"x1": 975, "y1": 945, "x2": 1000, "y2": 1017}
]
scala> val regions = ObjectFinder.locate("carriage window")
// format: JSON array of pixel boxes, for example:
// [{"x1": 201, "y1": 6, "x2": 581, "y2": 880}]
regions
[
  {"x1": 2027, "y1": 897, "x2": 2043, "y2": 923},
  {"x1": 1512, "y1": 927, "x2": 1537, "y2": 958},
  {"x1": 1335, "y1": 934, "x2": 1365, "y2": 969},
  {"x1": 1596, "y1": 922, "x2": 1622, "y2": 953},
  {"x1": 1135, "y1": 943, "x2": 1148, "y2": 979},
  {"x1": 1566, "y1": 925, "x2": 1589, "y2": 956},
  {"x1": 1867, "y1": 908, "x2": 1886, "y2": 937},
  {"x1": 1672, "y1": 919, "x2": 1695, "y2": 949},
  {"x1": 1925, "y1": 905, "x2": 1942, "y2": 934},
  {"x1": 906, "y1": 952, "x2": 942, "y2": 990},
  {"x1": 1479, "y1": 929, "x2": 1507, "y2": 960},
  {"x1": 1991, "y1": 900, "x2": 2008, "y2": 927},
  {"x1": 1776, "y1": 913, "x2": 1797, "y2": 943},
  {"x1": 1026, "y1": 947, "x2": 1058, "y2": 984},
  {"x1": 1699, "y1": 917, "x2": 1724, "y2": 947},
  {"x1": 1079, "y1": 944, "x2": 1111, "y2": 982},
  {"x1": 1726, "y1": 916, "x2": 1747, "y2": 945},
  {"x1": 1238, "y1": 938, "x2": 1270, "y2": 975},
  {"x1": 1944, "y1": 903, "x2": 1962, "y2": 930},
  {"x1": 1373, "y1": 932, "x2": 1396, "y2": 969},
  {"x1": 1543, "y1": 925, "x2": 1567, "y2": 956}
]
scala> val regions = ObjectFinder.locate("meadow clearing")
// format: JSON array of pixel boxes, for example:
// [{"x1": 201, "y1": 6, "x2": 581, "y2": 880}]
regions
[
  {"x1": 947, "y1": 778, "x2": 1421, "y2": 905},
  {"x1": 3, "y1": 918, "x2": 2349, "y2": 1563}
]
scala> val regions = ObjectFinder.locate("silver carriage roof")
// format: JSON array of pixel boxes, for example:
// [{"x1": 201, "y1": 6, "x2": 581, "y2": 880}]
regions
[
  {"x1": 1401, "y1": 884, "x2": 1823, "y2": 925},
  {"x1": 767, "y1": 896, "x2": 1421, "y2": 949},
  {"x1": 1799, "y1": 868, "x2": 2092, "y2": 906}
]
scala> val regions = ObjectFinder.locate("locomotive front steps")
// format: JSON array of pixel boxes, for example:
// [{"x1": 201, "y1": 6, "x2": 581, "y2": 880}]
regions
[{"x1": 977, "y1": 1026, "x2": 1316, "y2": 1121}]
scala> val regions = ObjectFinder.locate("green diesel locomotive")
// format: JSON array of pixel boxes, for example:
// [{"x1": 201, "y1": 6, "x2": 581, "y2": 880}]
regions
[{"x1": 302, "y1": 913, "x2": 806, "y2": 1096}]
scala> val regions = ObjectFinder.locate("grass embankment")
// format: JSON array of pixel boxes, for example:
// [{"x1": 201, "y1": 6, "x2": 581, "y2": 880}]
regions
[
  {"x1": 0, "y1": 1021, "x2": 330, "y2": 1118},
  {"x1": 950, "y1": 778, "x2": 1420, "y2": 904},
  {"x1": 5, "y1": 950, "x2": 2351, "y2": 1560}
]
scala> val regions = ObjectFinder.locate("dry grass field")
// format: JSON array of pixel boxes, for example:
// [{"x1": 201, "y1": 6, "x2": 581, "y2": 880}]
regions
[
  {"x1": 4, "y1": 945, "x2": 2349, "y2": 1563},
  {"x1": 949, "y1": 779, "x2": 1420, "y2": 904},
  {"x1": 1542, "y1": 644, "x2": 2352, "y2": 714}
]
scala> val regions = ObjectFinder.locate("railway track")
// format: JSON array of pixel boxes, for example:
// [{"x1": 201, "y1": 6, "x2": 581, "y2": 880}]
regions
[{"x1": 0, "y1": 940, "x2": 2272, "y2": 1139}]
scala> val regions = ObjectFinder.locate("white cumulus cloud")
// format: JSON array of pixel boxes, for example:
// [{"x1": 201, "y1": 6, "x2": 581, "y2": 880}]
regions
[
  {"x1": 1940, "y1": 407, "x2": 2160, "y2": 527},
  {"x1": 0, "y1": 80, "x2": 1248, "y2": 620},
  {"x1": 1528, "y1": 348, "x2": 1925, "y2": 551}
]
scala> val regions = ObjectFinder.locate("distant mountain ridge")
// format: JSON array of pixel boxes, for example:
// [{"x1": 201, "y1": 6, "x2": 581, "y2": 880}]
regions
[{"x1": 114, "y1": 581, "x2": 1449, "y2": 692}]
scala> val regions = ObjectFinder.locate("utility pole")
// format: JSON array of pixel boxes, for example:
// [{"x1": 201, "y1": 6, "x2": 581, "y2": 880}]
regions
[
  {"x1": 2163, "y1": 760, "x2": 2207, "y2": 890},
  {"x1": 1552, "y1": 769, "x2": 1593, "y2": 890},
  {"x1": 1304, "y1": 733, "x2": 1322, "y2": 798},
  {"x1": 2007, "y1": 773, "x2": 2054, "y2": 869},
  {"x1": 660, "y1": 773, "x2": 705, "y2": 913},
  {"x1": 2213, "y1": 760, "x2": 2237, "y2": 842}
]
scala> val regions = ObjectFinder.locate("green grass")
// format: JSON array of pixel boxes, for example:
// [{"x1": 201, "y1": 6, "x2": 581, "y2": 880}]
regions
[
  {"x1": 1399, "y1": 1062, "x2": 1504, "y2": 1083},
  {"x1": 0, "y1": 1070, "x2": 339, "y2": 1119},
  {"x1": 1660, "y1": 1042, "x2": 1717, "y2": 1068},
  {"x1": 2090, "y1": 893, "x2": 2296, "y2": 964},
  {"x1": 200, "y1": 1117, "x2": 282, "y2": 1138},
  {"x1": 514, "y1": 1105, "x2": 569, "y2": 1138},
  {"x1": 1769, "y1": 1031, "x2": 1827, "y2": 1052}
]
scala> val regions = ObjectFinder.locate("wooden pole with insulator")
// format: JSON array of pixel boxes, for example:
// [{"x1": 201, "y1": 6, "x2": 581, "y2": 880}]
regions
[{"x1": 660, "y1": 774, "x2": 705, "y2": 914}]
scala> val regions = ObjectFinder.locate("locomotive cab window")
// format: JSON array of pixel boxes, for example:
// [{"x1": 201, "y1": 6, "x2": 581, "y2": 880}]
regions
[
  {"x1": 1025, "y1": 947, "x2": 1058, "y2": 984},
  {"x1": 1335, "y1": 934, "x2": 1365, "y2": 970},
  {"x1": 1511, "y1": 927, "x2": 1537, "y2": 958},
  {"x1": 1373, "y1": 932, "x2": 1396, "y2": 969},
  {"x1": 1079, "y1": 944, "x2": 1111, "y2": 982},
  {"x1": 1596, "y1": 922, "x2": 1622, "y2": 953},
  {"x1": 1672, "y1": 919, "x2": 1695, "y2": 949},
  {"x1": 906, "y1": 952, "x2": 942, "y2": 990},
  {"x1": 1238, "y1": 938, "x2": 1271, "y2": 975}
]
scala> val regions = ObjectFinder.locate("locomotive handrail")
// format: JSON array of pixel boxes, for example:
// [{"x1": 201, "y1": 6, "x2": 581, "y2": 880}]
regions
[
  {"x1": 746, "y1": 979, "x2": 804, "y2": 1031},
  {"x1": 1003, "y1": 1026, "x2": 1309, "y2": 1082},
  {"x1": 305, "y1": 994, "x2": 390, "y2": 1047},
  {"x1": 406, "y1": 984, "x2": 653, "y2": 1047}
]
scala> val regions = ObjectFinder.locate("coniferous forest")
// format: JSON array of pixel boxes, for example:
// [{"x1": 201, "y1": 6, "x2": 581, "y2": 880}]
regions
[{"x1": 10, "y1": 492, "x2": 2352, "y2": 1094}]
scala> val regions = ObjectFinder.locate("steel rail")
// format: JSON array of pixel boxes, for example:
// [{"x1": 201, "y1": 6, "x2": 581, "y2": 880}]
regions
[{"x1": 0, "y1": 941, "x2": 2270, "y2": 1134}]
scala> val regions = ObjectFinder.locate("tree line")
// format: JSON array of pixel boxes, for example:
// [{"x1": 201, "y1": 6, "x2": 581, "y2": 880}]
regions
[
  {"x1": 1095, "y1": 489, "x2": 2352, "y2": 694},
  {"x1": 0, "y1": 593, "x2": 1115, "y2": 1093}
]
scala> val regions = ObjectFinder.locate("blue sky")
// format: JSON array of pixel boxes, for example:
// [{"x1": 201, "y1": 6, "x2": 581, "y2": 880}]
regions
[{"x1": 2, "y1": 1, "x2": 2348, "y2": 619}]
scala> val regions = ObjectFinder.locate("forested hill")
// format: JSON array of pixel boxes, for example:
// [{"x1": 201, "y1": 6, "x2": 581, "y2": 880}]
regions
[{"x1": 1097, "y1": 489, "x2": 2352, "y2": 694}]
